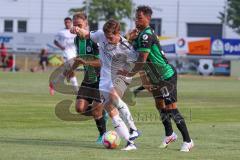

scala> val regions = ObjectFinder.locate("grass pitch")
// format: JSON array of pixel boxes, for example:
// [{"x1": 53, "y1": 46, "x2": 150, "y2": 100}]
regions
[{"x1": 0, "y1": 72, "x2": 240, "y2": 160}]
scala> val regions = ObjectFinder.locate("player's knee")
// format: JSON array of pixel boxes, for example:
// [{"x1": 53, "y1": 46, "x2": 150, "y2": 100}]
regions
[
  {"x1": 105, "y1": 103, "x2": 118, "y2": 118},
  {"x1": 155, "y1": 99, "x2": 165, "y2": 110},
  {"x1": 75, "y1": 100, "x2": 88, "y2": 113},
  {"x1": 76, "y1": 106, "x2": 85, "y2": 113}
]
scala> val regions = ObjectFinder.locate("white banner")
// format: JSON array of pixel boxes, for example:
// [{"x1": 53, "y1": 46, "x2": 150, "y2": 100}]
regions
[{"x1": 0, "y1": 33, "x2": 61, "y2": 53}]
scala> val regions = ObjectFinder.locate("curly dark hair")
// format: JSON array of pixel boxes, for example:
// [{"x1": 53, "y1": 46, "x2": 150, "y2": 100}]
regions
[
  {"x1": 64, "y1": 17, "x2": 72, "y2": 21},
  {"x1": 136, "y1": 5, "x2": 153, "y2": 17}
]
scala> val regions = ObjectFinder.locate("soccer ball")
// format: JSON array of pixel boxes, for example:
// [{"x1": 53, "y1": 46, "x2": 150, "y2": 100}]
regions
[{"x1": 102, "y1": 130, "x2": 121, "y2": 149}]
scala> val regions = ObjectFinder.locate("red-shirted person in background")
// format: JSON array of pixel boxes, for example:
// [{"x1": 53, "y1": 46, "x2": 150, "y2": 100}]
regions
[
  {"x1": 6, "y1": 54, "x2": 14, "y2": 70},
  {"x1": 0, "y1": 43, "x2": 7, "y2": 64}
]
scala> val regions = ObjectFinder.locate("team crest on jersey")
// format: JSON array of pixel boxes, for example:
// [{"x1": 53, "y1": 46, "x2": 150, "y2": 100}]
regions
[
  {"x1": 87, "y1": 46, "x2": 92, "y2": 52},
  {"x1": 142, "y1": 34, "x2": 148, "y2": 40}
]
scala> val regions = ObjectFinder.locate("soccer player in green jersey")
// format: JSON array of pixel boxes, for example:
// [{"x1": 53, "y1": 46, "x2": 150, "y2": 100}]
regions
[
  {"x1": 66, "y1": 12, "x2": 106, "y2": 144},
  {"x1": 119, "y1": 5, "x2": 194, "y2": 152}
]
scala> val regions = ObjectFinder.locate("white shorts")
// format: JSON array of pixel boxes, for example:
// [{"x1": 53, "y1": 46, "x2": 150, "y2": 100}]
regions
[
  {"x1": 63, "y1": 57, "x2": 75, "y2": 72},
  {"x1": 63, "y1": 48, "x2": 77, "y2": 62},
  {"x1": 100, "y1": 75, "x2": 132, "y2": 104}
]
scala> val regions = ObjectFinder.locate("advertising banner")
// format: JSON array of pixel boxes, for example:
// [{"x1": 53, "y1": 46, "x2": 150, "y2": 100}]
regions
[
  {"x1": 211, "y1": 38, "x2": 240, "y2": 56},
  {"x1": 0, "y1": 33, "x2": 59, "y2": 53}
]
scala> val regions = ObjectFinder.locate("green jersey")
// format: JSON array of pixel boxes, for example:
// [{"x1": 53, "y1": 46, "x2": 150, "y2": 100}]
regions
[
  {"x1": 74, "y1": 36, "x2": 100, "y2": 83},
  {"x1": 132, "y1": 26, "x2": 174, "y2": 83}
]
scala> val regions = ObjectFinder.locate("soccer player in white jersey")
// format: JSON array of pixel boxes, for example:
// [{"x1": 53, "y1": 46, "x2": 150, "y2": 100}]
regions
[
  {"x1": 50, "y1": 17, "x2": 79, "y2": 95},
  {"x1": 71, "y1": 19, "x2": 140, "y2": 150}
]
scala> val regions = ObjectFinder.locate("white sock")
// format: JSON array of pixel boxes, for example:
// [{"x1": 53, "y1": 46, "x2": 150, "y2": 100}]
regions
[
  {"x1": 112, "y1": 114, "x2": 130, "y2": 142},
  {"x1": 70, "y1": 76, "x2": 79, "y2": 92},
  {"x1": 115, "y1": 98, "x2": 137, "y2": 131}
]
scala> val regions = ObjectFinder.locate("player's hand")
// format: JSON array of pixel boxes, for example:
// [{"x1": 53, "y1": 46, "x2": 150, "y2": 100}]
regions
[
  {"x1": 71, "y1": 27, "x2": 88, "y2": 39},
  {"x1": 143, "y1": 84, "x2": 154, "y2": 92},
  {"x1": 70, "y1": 26, "x2": 79, "y2": 34},
  {"x1": 126, "y1": 29, "x2": 139, "y2": 42}
]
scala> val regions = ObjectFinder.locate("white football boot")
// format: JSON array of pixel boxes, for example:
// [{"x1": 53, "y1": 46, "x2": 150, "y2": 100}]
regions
[
  {"x1": 121, "y1": 141, "x2": 137, "y2": 151},
  {"x1": 180, "y1": 139, "x2": 194, "y2": 152},
  {"x1": 159, "y1": 132, "x2": 178, "y2": 148}
]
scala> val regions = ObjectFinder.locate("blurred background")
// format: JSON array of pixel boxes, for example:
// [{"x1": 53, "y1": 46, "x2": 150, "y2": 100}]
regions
[{"x1": 0, "y1": 0, "x2": 240, "y2": 77}]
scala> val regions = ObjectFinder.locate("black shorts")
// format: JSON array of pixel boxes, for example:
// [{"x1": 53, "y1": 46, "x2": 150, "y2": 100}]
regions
[
  {"x1": 40, "y1": 57, "x2": 48, "y2": 65},
  {"x1": 151, "y1": 72, "x2": 177, "y2": 105},
  {"x1": 76, "y1": 82, "x2": 101, "y2": 104}
]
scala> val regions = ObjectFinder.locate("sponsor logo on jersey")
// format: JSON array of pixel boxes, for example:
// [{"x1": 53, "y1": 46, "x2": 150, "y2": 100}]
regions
[
  {"x1": 87, "y1": 46, "x2": 92, "y2": 52},
  {"x1": 142, "y1": 34, "x2": 148, "y2": 40}
]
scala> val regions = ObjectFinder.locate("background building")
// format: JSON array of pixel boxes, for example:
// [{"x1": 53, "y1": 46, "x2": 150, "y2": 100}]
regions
[{"x1": 0, "y1": 0, "x2": 239, "y2": 38}]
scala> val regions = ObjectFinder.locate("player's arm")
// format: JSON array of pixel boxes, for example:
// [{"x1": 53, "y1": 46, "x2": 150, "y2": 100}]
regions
[
  {"x1": 118, "y1": 33, "x2": 152, "y2": 77},
  {"x1": 78, "y1": 57, "x2": 101, "y2": 67},
  {"x1": 139, "y1": 71, "x2": 153, "y2": 92},
  {"x1": 117, "y1": 51, "x2": 148, "y2": 77},
  {"x1": 70, "y1": 26, "x2": 90, "y2": 39},
  {"x1": 54, "y1": 40, "x2": 65, "y2": 51},
  {"x1": 68, "y1": 56, "x2": 100, "y2": 72}
]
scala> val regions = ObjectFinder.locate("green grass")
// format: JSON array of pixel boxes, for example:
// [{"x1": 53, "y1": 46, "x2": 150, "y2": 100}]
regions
[{"x1": 0, "y1": 72, "x2": 240, "y2": 160}]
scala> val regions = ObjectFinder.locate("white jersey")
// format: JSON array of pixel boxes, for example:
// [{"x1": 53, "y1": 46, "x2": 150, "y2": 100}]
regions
[
  {"x1": 90, "y1": 30, "x2": 138, "y2": 93},
  {"x1": 54, "y1": 28, "x2": 76, "y2": 60}
]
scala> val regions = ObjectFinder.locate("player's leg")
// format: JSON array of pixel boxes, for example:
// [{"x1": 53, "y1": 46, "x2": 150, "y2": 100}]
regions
[
  {"x1": 166, "y1": 103, "x2": 193, "y2": 152},
  {"x1": 112, "y1": 77, "x2": 140, "y2": 140},
  {"x1": 101, "y1": 89, "x2": 136, "y2": 151},
  {"x1": 91, "y1": 101, "x2": 107, "y2": 144},
  {"x1": 65, "y1": 57, "x2": 79, "y2": 93},
  {"x1": 155, "y1": 98, "x2": 177, "y2": 148},
  {"x1": 162, "y1": 72, "x2": 193, "y2": 152},
  {"x1": 77, "y1": 82, "x2": 108, "y2": 143},
  {"x1": 75, "y1": 99, "x2": 89, "y2": 114},
  {"x1": 105, "y1": 102, "x2": 136, "y2": 151},
  {"x1": 111, "y1": 89, "x2": 140, "y2": 140}
]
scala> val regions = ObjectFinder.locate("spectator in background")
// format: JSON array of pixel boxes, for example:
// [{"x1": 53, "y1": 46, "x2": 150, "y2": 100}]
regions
[
  {"x1": 39, "y1": 48, "x2": 49, "y2": 71},
  {"x1": 30, "y1": 48, "x2": 48, "y2": 72},
  {"x1": 6, "y1": 54, "x2": 14, "y2": 70},
  {"x1": 1, "y1": 54, "x2": 17, "y2": 72},
  {"x1": 0, "y1": 43, "x2": 7, "y2": 65}
]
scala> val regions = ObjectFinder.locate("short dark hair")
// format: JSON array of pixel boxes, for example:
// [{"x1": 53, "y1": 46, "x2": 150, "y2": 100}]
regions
[
  {"x1": 73, "y1": 12, "x2": 87, "y2": 20},
  {"x1": 103, "y1": 19, "x2": 120, "y2": 35},
  {"x1": 136, "y1": 5, "x2": 153, "y2": 17},
  {"x1": 64, "y1": 17, "x2": 72, "y2": 21}
]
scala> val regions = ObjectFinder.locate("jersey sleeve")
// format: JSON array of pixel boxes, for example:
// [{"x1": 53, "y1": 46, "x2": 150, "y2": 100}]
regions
[
  {"x1": 90, "y1": 30, "x2": 104, "y2": 43},
  {"x1": 54, "y1": 31, "x2": 62, "y2": 43},
  {"x1": 74, "y1": 37, "x2": 79, "y2": 55},
  {"x1": 137, "y1": 33, "x2": 153, "y2": 54}
]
